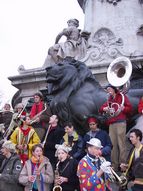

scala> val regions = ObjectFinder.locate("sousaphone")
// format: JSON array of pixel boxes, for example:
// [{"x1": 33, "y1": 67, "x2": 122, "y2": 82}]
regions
[
  {"x1": 107, "y1": 56, "x2": 132, "y2": 91},
  {"x1": 106, "y1": 57, "x2": 133, "y2": 117}
]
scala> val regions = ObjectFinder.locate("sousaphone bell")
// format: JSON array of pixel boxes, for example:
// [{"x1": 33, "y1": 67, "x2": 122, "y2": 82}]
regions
[{"x1": 107, "y1": 56, "x2": 132, "y2": 91}]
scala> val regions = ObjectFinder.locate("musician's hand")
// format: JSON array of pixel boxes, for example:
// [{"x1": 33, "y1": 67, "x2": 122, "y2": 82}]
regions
[
  {"x1": 23, "y1": 144, "x2": 27, "y2": 151},
  {"x1": 35, "y1": 169, "x2": 40, "y2": 176},
  {"x1": 59, "y1": 176, "x2": 68, "y2": 183},
  {"x1": 35, "y1": 117, "x2": 40, "y2": 123},
  {"x1": 120, "y1": 105, "x2": 125, "y2": 111},
  {"x1": 103, "y1": 107, "x2": 109, "y2": 112},
  {"x1": 100, "y1": 161, "x2": 111, "y2": 173},
  {"x1": 120, "y1": 163, "x2": 128, "y2": 171},
  {"x1": 16, "y1": 144, "x2": 23, "y2": 150},
  {"x1": 55, "y1": 176, "x2": 61, "y2": 185},
  {"x1": 28, "y1": 175, "x2": 36, "y2": 182}
]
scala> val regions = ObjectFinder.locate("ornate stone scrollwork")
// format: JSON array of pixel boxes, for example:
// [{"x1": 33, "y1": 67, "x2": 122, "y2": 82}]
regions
[{"x1": 83, "y1": 28, "x2": 124, "y2": 64}]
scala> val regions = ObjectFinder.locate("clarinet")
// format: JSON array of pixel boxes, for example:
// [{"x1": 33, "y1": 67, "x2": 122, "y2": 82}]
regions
[{"x1": 29, "y1": 156, "x2": 40, "y2": 191}]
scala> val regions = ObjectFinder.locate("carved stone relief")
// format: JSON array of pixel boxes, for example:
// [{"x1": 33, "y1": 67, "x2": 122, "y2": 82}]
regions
[{"x1": 83, "y1": 28, "x2": 124, "y2": 64}]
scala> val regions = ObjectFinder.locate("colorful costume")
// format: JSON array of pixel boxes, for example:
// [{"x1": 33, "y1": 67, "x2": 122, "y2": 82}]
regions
[
  {"x1": 84, "y1": 129, "x2": 112, "y2": 161},
  {"x1": 10, "y1": 126, "x2": 40, "y2": 164},
  {"x1": 77, "y1": 154, "x2": 111, "y2": 191}
]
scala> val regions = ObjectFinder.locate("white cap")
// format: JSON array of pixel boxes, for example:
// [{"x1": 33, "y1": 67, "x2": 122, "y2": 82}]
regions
[
  {"x1": 55, "y1": 144, "x2": 71, "y2": 156},
  {"x1": 2, "y1": 140, "x2": 16, "y2": 152},
  {"x1": 87, "y1": 138, "x2": 103, "y2": 148}
]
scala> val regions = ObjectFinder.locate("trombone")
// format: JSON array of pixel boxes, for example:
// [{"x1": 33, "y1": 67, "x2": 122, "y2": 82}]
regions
[{"x1": 41, "y1": 124, "x2": 51, "y2": 148}]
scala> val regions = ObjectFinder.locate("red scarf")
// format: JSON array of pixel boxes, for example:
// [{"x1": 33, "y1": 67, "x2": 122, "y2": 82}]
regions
[
  {"x1": 20, "y1": 126, "x2": 31, "y2": 136},
  {"x1": 20, "y1": 154, "x2": 28, "y2": 166},
  {"x1": 30, "y1": 101, "x2": 44, "y2": 118}
]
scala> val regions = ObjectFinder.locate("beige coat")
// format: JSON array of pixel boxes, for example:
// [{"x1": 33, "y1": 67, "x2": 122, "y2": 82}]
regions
[{"x1": 19, "y1": 156, "x2": 54, "y2": 191}]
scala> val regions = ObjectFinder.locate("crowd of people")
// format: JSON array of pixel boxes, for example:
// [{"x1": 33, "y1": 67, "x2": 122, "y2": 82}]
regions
[{"x1": 0, "y1": 84, "x2": 143, "y2": 191}]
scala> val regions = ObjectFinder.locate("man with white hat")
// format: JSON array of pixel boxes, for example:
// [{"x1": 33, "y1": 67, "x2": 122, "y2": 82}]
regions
[
  {"x1": 0, "y1": 140, "x2": 23, "y2": 191},
  {"x1": 77, "y1": 138, "x2": 112, "y2": 191}
]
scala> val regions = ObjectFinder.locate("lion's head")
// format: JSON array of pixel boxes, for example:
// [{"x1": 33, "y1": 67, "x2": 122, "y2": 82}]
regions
[{"x1": 46, "y1": 58, "x2": 99, "y2": 96}]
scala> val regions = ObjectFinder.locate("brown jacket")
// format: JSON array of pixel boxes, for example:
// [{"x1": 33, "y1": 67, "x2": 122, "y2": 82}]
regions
[{"x1": 19, "y1": 156, "x2": 54, "y2": 191}]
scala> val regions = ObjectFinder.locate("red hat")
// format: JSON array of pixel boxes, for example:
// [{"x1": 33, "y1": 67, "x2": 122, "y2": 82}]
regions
[{"x1": 88, "y1": 117, "x2": 97, "y2": 124}]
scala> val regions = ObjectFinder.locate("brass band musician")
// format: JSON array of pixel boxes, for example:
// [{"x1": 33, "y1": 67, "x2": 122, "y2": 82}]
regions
[
  {"x1": 77, "y1": 138, "x2": 112, "y2": 191},
  {"x1": 30, "y1": 92, "x2": 52, "y2": 141},
  {"x1": 10, "y1": 115, "x2": 40, "y2": 165},
  {"x1": 54, "y1": 144, "x2": 80, "y2": 191},
  {"x1": 99, "y1": 84, "x2": 132, "y2": 172},
  {"x1": 120, "y1": 129, "x2": 143, "y2": 190},
  {"x1": 6, "y1": 103, "x2": 27, "y2": 138},
  {"x1": 19, "y1": 144, "x2": 54, "y2": 191}
]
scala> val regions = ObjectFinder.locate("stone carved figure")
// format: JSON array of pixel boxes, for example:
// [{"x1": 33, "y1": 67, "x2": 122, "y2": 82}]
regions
[
  {"x1": 45, "y1": 58, "x2": 143, "y2": 134},
  {"x1": 48, "y1": 19, "x2": 90, "y2": 64}
]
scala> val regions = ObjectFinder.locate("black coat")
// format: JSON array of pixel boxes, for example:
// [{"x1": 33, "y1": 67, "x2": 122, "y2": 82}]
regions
[
  {"x1": 58, "y1": 157, "x2": 80, "y2": 191},
  {"x1": 43, "y1": 125, "x2": 65, "y2": 169}
]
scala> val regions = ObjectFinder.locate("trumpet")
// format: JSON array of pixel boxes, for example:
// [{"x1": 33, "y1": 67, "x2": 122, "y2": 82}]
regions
[
  {"x1": 99, "y1": 157, "x2": 127, "y2": 187},
  {"x1": 109, "y1": 168, "x2": 128, "y2": 187},
  {"x1": 53, "y1": 161, "x2": 62, "y2": 191}
]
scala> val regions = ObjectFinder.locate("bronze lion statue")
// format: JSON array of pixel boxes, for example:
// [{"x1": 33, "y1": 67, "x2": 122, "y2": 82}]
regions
[{"x1": 44, "y1": 58, "x2": 143, "y2": 134}]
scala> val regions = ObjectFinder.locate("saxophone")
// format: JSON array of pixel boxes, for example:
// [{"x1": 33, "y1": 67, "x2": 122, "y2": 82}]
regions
[
  {"x1": 53, "y1": 161, "x2": 62, "y2": 191},
  {"x1": 30, "y1": 103, "x2": 47, "y2": 124}
]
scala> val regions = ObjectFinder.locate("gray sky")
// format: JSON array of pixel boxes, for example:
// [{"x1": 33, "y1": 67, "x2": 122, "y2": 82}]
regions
[{"x1": 0, "y1": 0, "x2": 84, "y2": 106}]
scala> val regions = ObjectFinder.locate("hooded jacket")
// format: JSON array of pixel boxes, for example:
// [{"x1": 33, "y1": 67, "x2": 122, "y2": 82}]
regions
[{"x1": 0, "y1": 153, "x2": 23, "y2": 191}]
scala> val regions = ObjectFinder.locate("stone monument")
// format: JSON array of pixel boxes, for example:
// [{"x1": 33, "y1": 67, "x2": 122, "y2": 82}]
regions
[{"x1": 8, "y1": 0, "x2": 143, "y2": 106}]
